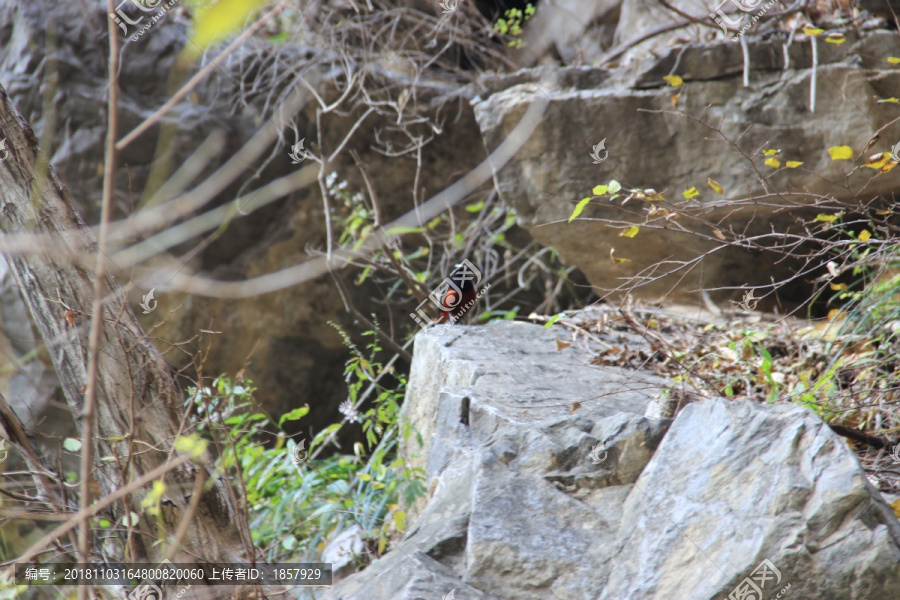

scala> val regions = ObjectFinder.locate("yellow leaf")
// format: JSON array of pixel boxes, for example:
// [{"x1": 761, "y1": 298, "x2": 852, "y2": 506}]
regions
[
  {"x1": 570, "y1": 401, "x2": 581, "y2": 414},
  {"x1": 865, "y1": 152, "x2": 891, "y2": 170},
  {"x1": 891, "y1": 498, "x2": 900, "y2": 518},
  {"x1": 663, "y1": 74, "x2": 683, "y2": 87},
  {"x1": 877, "y1": 97, "x2": 900, "y2": 103},
  {"x1": 682, "y1": 187, "x2": 699, "y2": 199},
  {"x1": 713, "y1": 229, "x2": 726, "y2": 240},
  {"x1": 803, "y1": 26, "x2": 824, "y2": 35},
  {"x1": 592, "y1": 185, "x2": 608, "y2": 196},
  {"x1": 858, "y1": 229, "x2": 871, "y2": 242},
  {"x1": 185, "y1": 0, "x2": 267, "y2": 58},
  {"x1": 785, "y1": 160, "x2": 804, "y2": 168},
  {"x1": 765, "y1": 158, "x2": 781, "y2": 168},
  {"x1": 876, "y1": 210, "x2": 892, "y2": 215},
  {"x1": 620, "y1": 226, "x2": 640, "y2": 238},
  {"x1": 393, "y1": 510, "x2": 407, "y2": 531},
  {"x1": 569, "y1": 197, "x2": 593, "y2": 222},
  {"x1": 828, "y1": 145, "x2": 853, "y2": 160},
  {"x1": 670, "y1": 94, "x2": 680, "y2": 107},
  {"x1": 889, "y1": 57, "x2": 900, "y2": 64},
  {"x1": 882, "y1": 161, "x2": 898, "y2": 172},
  {"x1": 828, "y1": 309, "x2": 846, "y2": 321},
  {"x1": 814, "y1": 213, "x2": 842, "y2": 223},
  {"x1": 378, "y1": 537, "x2": 386, "y2": 554},
  {"x1": 175, "y1": 434, "x2": 209, "y2": 459},
  {"x1": 830, "y1": 282, "x2": 848, "y2": 291},
  {"x1": 763, "y1": 149, "x2": 780, "y2": 156},
  {"x1": 708, "y1": 178, "x2": 724, "y2": 194},
  {"x1": 825, "y1": 33, "x2": 845, "y2": 44}
]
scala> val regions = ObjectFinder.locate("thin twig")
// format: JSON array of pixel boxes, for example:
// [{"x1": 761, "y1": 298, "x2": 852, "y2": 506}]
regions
[{"x1": 77, "y1": 2, "x2": 120, "y2": 589}]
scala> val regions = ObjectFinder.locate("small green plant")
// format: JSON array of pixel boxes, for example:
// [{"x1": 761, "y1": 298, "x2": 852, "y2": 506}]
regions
[
  {"x1": 493, "y1": 3, "x2": 535, "y2": 48},
  {"x1": 186, "y1": 329, "x2": 425, "y2": 568}
]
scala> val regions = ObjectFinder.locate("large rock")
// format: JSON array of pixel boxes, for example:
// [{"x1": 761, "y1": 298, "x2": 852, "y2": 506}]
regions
[
  {"x1": 473, "y1": 32, "x2": 900, "y2": 308},
  {"x1": 398, "y1": 319, "x2": 667, "y2": 519},
  {"x1": 324, "y1": 318, "x2": 900, "y2": 600},
  {"x1": 600, "y1": 398, "x2": 900, "y2": 599}
]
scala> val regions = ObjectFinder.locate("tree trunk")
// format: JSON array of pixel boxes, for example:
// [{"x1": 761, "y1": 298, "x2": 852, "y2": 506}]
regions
[{"x1": 0, "y1": 83, "x2": 251, "y2": 565}]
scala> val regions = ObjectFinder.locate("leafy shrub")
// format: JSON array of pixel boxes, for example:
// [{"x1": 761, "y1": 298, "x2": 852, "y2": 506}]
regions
[{"x1": 186, "y1": 330, "x2": 425, "y2": 569}]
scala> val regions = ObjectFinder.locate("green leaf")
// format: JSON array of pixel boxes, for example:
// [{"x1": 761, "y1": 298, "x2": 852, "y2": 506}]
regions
[
  {"x1": 63, "y1": 438, "x2": 82, "y2": 452},
  {"x1": 569, "y1": 197, "x2": 593, "y2": 222},
  {"x1": 543, "y1": 313, "x2": 564, "y2": 328},
  {"x1": 608, "y1": 180, "x2": 622, "y2": 194},
  {"x1": 592, "y1": 185, "x2": 608, "y2": 196},
  {"x1": 384, "y1": 226, "x2": 426, "y2": 235},
  {"x1": 279, "y1": 405, "x2": 310, "y2": 426}
]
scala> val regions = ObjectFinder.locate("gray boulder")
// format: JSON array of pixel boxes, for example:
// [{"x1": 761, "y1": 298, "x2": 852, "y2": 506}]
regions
[{"x1": 322, "y1": 319, "x2": 900, "y2": 600}]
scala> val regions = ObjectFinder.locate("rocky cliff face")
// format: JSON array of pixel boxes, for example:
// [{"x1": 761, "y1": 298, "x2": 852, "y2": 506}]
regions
[
  {"x1": 473, "y1": 30, "x2": 900, "y2": 309},
  {"x1": 0, "y1": 0, "x2": 489, "y2": 430},
  {"x1": 322, "y1": 315, "x2": 900, "y2": 600}
]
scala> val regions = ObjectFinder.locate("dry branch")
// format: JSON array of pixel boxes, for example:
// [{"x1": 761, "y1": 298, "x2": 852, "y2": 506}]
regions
[{"x1": 0, "y1": 83, "x2": 251, "y2": 566}]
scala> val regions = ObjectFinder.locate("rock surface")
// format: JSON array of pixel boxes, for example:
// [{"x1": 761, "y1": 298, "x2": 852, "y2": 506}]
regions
[
  {"x1": 321, "y1": 318, "x2": 900, "y2": 600},
  {"x1": 473, "y1": 32, "x2": 900, "y2": 308},
  {"x1": 0, "y1": 0, "x2": 488, "y2": 427}
]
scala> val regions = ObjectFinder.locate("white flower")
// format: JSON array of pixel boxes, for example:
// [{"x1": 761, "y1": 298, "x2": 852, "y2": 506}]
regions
[{"x1": 339, "y1": 400, "x2": 360, "y2": 422}]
